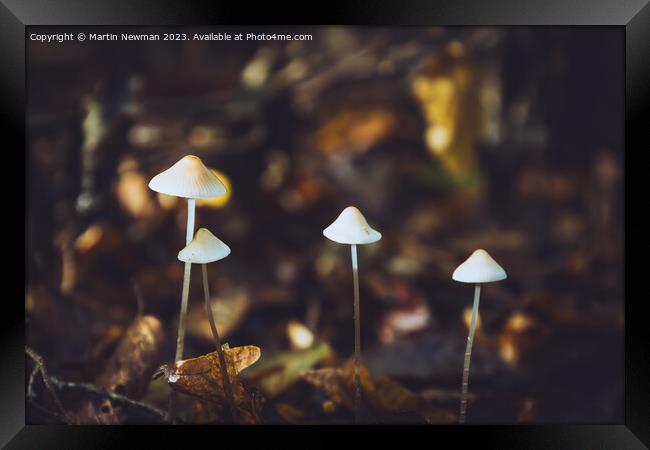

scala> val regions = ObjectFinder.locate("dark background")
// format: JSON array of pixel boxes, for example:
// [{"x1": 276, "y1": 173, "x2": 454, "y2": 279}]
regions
[{"x1": 26, "y1": 26, "x2": 624, "y2": 424}]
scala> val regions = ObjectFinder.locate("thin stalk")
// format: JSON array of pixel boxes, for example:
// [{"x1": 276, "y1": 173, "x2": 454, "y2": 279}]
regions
[
  {"x1": 351, "y1": 244, "x2": 361, "y2": 423},
  {"x1": 175, "y1": 262, "x2": 192, "y2": 362},
  {"x1": 459, "y1": 283, "x2": 481, "y2": 424},
  {"x1": 167, "y1": 198, "x2": 196, "y2": 422},
  {"x1": 202, "y1": 263, "x2": 237, "y2": 424}
]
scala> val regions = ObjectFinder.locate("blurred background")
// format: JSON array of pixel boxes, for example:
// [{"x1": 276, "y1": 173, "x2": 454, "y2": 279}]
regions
[{"x1": 26, "y1": 26, "x2": 624, "y2": 424}]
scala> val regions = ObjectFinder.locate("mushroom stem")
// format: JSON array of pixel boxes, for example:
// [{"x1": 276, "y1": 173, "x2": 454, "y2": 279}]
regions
[
  {"x1": 185, "y1": 198, "x2": 196, "y2": 244},
  {"x1": 202, "y1": 263, "x2": 237, "y2": 424},
  {"x1": 351, "y1": 243, "x2": 361, "y2": 423},
  {"x1": 174, "y1": 262, "x2": 192, "y2": 361},
  {"x1": 168, "y1": 198, "x2": 196, "y2": 422},
  {"x1": 174, "y1": 198, "x2": 196, "y2": 363},
  {"x1": 459, "y1": 283, "x2": 481, "y2": 424}
]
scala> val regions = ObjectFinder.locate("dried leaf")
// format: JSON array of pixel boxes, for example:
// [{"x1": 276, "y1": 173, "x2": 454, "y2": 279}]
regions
[
  {"x1": 227, "y1": 345, "x2": 262, "y2": 375},
  {"x1": 96, "y1": 315, "x2": 165, "y2": 398},
  {"x1": 300, "y1": 359, "x2": 373, "y2": 410},
  {"x1": 302, "y1": 359, "x2": 455, "y2": 423},
  {"x1": 77, "y1": 315, "x2": 165, "y2": 424},
  {"x1": 191, "y1": 393, "x2": 265, "y2": 425},
  {"x1": 162, "y1": 345, "x2": 260, "y2": 403}
]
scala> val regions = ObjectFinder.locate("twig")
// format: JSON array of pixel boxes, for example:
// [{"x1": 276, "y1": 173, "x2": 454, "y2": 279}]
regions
[
  {"x1": 25, "y1": 346, "x2": 74, "y2": 424},
  {"x1": 27, "y1": 365, "x2": 40, "y2": 399},
  {"x1": 50, "y1": 378, "x2": 167, "y2": 421},
  {"x1": 26, "y1": 346, "x2": 169, "y2": 424}
]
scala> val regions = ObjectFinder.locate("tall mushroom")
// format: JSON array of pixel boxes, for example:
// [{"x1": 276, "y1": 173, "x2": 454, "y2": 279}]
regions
[
  {"x1": 178, "y1": 227, "x2": 236, "y2": 422},
  {"x1": 323, "y1": 206, "x2": 381, "y2": 423},
  {"x1": 452, "y1": 249, "x2": 507, "y2": 424},
  {"x1": 148, "y1": 155, "x2": 226, "y2": 419}
]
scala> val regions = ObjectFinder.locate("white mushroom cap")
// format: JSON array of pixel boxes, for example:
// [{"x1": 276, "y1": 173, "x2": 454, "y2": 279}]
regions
[
  {"x1": 178, "y1": 228, "x2": 231, "y2": 264},
  {"x1": 452, "y1": 249, "x2": 507, "y2": 283},
  {"x1": 148, "y1": 155, "x2": 227, "y2": 199},
  {"x1": 323, "y1": 206, "x2": 382, "y2": 245}
]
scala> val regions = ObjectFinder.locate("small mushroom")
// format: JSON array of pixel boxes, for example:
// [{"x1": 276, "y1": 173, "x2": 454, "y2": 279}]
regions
[
  {"x1": 178, "y1": 227, "x2": 231, "y2": 264},
  {"x1": 452, "y1": 249, "x2": 507, "y2": 424},
  {"x1": 148, "y1": 155, "x2": 226, "y2": 420},
  {"x1": 323, "y1": 206, "x2": 381, "y2": 423},
  {"x1": 178, "y1": 228, "x2": 236, "y2": 422}
]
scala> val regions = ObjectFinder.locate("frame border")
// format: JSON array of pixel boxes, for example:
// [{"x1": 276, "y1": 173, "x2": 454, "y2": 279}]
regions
[{"x1": 4, "y1": 0, "x2": 648, "y2": 447}]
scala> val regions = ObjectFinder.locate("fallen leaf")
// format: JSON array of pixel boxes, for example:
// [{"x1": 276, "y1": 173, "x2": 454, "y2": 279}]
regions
[
  {"x1": 301, "y1": 359, "x2": 455, "y2": 423},
  {"x1": 300, "y1": 359, "x2": 373, "y2": 411},
  {"x1": 96, "y1": 315, "x2": 165, "y2": 398},
  {"x1": 157, "y1": 345, "x2": 262, "y2": 423},
  {"x1": 77, "y1": 315, "x2": 165, "y2": 424}
]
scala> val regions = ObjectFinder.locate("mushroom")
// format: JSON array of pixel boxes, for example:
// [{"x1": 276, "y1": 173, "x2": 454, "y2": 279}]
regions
[
  {"x1": 323, "y1": 206, "x2": 381, "y2": 423},
  {"x1": 178, "y1": 227, "x2": 236, "y2": 422},
  {"x1": 452, "y1": 249, "x2": 507, "y2": 424},
  {"x1": 148, "y1": 155, "x2": 226, "y2": 420}
]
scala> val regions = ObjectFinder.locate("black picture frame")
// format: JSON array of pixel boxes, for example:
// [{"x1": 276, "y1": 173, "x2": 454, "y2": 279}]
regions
[{"x1": 3, "y1": 0, "x2": 648, "y2": 447}]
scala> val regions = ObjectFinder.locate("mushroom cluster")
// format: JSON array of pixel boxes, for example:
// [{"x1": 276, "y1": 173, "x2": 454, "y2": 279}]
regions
[
  {"x1": 149, "y1": 155, "x2": 227, "y2": 367},
  {"x1": 149, "y1": 155, "x2": 237, "y2": 421},
  {"x1": 149, "y1": 157, "x2": 509, "y2": 426}
]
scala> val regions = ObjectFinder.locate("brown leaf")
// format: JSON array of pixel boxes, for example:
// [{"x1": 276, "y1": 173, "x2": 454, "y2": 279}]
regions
[
  {"x1": 300, "y1": 359, "x2": 373, "y2": 411},
  {"x1": 301, "y1": 367, "x2": 352, "y2": 409},
  {"x1": 192, "y1": 392, "x2": 265, "y2": 425},
  {"x1": 302, "y1": 359, "x2": 455, "y2": 423},
  {"x1": 95, "y1": 315, "x2": 165, "y2": 397},
  {"x1": 163, "y1": 345, "x2": 260, "y2": 403},
  {"x1": 228, "y1": 345, "x2": 262, "y2": 375},
  {"x1": 77, "y1": 315, "x2": 165, "y2": 424}
]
